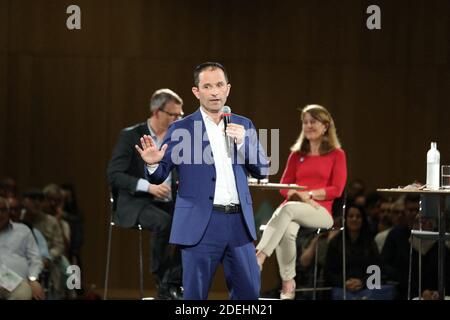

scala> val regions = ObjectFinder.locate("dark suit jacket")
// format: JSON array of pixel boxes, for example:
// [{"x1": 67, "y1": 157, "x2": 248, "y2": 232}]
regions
[{"x1": 107, "y1": 122, "x2": 177, "y2": 228}]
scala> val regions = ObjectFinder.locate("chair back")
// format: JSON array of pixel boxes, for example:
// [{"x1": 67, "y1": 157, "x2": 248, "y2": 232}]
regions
[
  {"x1": 332, "y1": 189, "x2": 347, "y2": 220},
  {"x1": 110, "y1": 188, "x2": 118, "y2": 211},
  {"x1": 108, "y1": 187, "x2": 120, "y2": 225},
  {"x1": 333, "y1": 188, "x2": 347, "y2": 299}
]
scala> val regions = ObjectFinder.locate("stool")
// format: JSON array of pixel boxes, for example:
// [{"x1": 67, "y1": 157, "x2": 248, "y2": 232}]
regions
[{"x1": 103, "y1": 191, "x2": 144, "y2": 300}]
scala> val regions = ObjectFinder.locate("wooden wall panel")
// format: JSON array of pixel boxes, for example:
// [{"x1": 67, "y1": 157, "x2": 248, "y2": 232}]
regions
[
  {"x1": 0, "y1": 0, "x2": 8, "y2": 53},
  {"x1": 9, "y1": 0, "x2": 110, "y2": 56},
  {"x1": 0, "y1": 54, "x2": 7, "y2": 167}
]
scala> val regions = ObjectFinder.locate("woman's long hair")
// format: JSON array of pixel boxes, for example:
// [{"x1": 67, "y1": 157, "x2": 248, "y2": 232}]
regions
[
  {"x1": 291, "y1": 104, "x2": 341, "y2": 155},
  {"x1": 330, "y1": 205, "x2": 376, "y2": 264},
  {"x1": 343, "y1": 205, "x2": 373, "y2": 246}
]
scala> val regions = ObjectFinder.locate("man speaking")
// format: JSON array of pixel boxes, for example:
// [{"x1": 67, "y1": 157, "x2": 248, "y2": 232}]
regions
[{"x1": 135, "y1": 62, "x2": 269, "y2": 300}]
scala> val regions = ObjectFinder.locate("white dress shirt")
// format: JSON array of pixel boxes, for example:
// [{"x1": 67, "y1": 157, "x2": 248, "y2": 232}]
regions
[
  {"x1": 0, "y1": 222, "x2": 43, "y2": 280},
  {"x1": 200, "y1": 107, "x2": 240, "y2": 205}
]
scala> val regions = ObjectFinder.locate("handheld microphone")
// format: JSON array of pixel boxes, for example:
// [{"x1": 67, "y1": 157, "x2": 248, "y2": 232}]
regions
[{"x1": 221, "y1": 106, "x2": 232, "y2": 153}]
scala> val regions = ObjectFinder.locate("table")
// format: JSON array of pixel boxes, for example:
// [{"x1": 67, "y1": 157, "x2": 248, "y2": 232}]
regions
[
  {"x1": 248, "y1": 182, "x2": 306, "y2": 191},
  {"x1": 377, "y1": 188, "x2": 450, "y2": 299}
]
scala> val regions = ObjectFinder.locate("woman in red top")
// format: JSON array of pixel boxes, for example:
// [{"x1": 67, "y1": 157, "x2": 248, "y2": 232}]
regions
[{"x1": 256, "y1": 104, "x2": 347, "y2": 299}]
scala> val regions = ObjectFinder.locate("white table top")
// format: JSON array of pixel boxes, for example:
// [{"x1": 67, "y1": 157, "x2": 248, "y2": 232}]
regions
[
  {"x1": 249, "y1": 183, "x2": 306, "y2": 190},
  {"x1": 377, "y1": 188, "x2": 450, "y2": 195}
]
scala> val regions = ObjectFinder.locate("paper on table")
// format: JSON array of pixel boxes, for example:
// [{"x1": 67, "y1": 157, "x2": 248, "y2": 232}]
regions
[{"x1": 396, "y1": 182, "x2": 426, "y2": 190}]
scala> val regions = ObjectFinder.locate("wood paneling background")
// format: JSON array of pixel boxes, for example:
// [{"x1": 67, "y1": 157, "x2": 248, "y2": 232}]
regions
[{"x1": 1, "y1": 0, "x2": 449, "y2": 294}]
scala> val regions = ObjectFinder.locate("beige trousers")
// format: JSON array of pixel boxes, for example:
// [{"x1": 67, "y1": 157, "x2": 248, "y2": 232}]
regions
[
  {"x1": 0, "y1": 280, "x2": 32, "y2": 300},
  {"x1": 256, "y1": 201, "x2": 333, "y2": 281}
]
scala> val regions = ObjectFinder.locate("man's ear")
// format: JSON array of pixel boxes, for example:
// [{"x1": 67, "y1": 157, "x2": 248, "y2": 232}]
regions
[{"x1": 192, "y1": 86, "x2": 199, "y2": 99}]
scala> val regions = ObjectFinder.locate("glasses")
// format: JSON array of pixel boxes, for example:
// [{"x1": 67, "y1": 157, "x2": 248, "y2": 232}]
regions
[{"x1": 159, "y1": 109, "x2": 184, "y2": 119}]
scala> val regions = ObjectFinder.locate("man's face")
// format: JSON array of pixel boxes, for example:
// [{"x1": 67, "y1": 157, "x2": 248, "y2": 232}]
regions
[
  {"x1": 192, "y1": 68, "x2": 230, "y2": 113},
  {"x1": 22, "y1": 197, "x2": 39, "y2": 220},
  {"x1": 0, "y1": 201, "x2": 10, "y2": 230},
  {"x1": 377, "y1": 201, "x2": 391, "y2": 219},
  {"x1": 155, "y1": 100, "x2": 183, "y2": 129},
  {"x1": 405, "y1": 200, "x2": 420, "y2": 225},
  {"x1": 44, "y1": 193, "x2": 63, "y2": 214},
  {"x1": 7, "y1": 198, "x2": 21, "y2": 222}
]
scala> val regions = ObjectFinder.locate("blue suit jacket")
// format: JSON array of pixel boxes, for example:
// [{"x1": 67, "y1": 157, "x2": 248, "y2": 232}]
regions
[{"x1": 146, "y1": 108, "x2": 269, "y2": 246}]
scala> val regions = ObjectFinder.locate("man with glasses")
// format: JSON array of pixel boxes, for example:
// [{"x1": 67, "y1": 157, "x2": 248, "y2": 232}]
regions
[
  {"x1": 107, "y1": 88, "x2": 184, "y2": 299},
  {"x1": 159, "y1": 108, "x2": 184, "y2": 119}
]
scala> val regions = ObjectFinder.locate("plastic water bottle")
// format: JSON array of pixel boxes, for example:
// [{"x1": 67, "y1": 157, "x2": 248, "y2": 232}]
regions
[{"x1": 426, "y1": 142, "x2": 440, "y2": 189}]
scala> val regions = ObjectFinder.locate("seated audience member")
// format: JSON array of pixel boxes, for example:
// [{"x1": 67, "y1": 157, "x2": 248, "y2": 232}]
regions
[
  {"x1": 0, "y1": 197, "x2": 45, "y2": 300},
  {"x1": 43, "y1": 184, "x2": 72, "y2": 258},
  {"x1": 381, "y1": 194, "x2": 420, "y2": 299},
  {"x1": 325, "y1": 205, "x2": 390, "y2": 299},
  {"x1": 347, "y1": 179, "x2": 366, "y2": 207},
  {"x1": 409, "y1": 217, "x2": 450, "y2": 300},
  {"x1": 296, "y1": 218, "x2": 341, "y2": 299},
  {"x1": 0, "y1": 178, "x2": 18, "y2": 198},
  {"x1": 7, "y1": 197, "x2": 51, "y2": 264},
  {"x1": 107, "y1": 88, "x2": 184, "y2": 299},
  {"x1": 22, "y1": 189, "x2": 67, "y2": 299},
  {"x1": 60, "y1": 183, "x2": 84, "y2": 268},
  {"x1": 364, "y1": 192, "x2": 384, "y2": 237},
  {"x1": 374, "y1": 200, "x2": 396, "y2": 253}
]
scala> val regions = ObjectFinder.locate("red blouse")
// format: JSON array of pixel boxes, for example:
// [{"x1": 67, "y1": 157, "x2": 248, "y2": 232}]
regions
[{"x1": 279, "y1": 148, "x2": 347, "y2": 215}]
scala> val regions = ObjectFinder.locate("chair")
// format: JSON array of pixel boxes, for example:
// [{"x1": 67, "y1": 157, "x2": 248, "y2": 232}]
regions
[
  {"x1": 39, "y1": 266, "x2": 53, "y2": 298},
  {"x1": 407, "y1": 195, "x2": 450, "y2": 300},
  {"x1": 310, "y1": 189, "x2": 347, "y2": 300},
  {"x1": 103, "y1": 190, "x2": 144, "y2": 300}
]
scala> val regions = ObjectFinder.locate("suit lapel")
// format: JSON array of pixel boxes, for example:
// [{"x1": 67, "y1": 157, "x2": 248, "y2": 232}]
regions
[
  {"x1": 189, "y1": 108, "x2": 214, "y2": 165},
  {"x1": 136, "y1": 122, "x2": 150, "y2": 137}
]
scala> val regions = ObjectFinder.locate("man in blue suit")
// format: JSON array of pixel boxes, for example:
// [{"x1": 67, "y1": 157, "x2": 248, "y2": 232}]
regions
[{"x1": 135, "y1": 62, "x2": 269, "y2": 299}]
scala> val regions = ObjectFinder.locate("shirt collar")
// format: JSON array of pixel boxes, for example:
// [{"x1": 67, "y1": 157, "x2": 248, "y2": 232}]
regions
[
  {"x1": 0, "y1": 220, "x2": 13, "y2": 233},
  {"x1": 146, "y1": 119, "x2": 158, "y2": 140},
  {"x1": 200, "y1": 106, "x2": 223, "y2": 126}
]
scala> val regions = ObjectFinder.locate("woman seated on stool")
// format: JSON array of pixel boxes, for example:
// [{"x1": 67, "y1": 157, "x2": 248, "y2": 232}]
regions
[{"x1": 256, "y1": 104, "x2": 347, "y2": 300}]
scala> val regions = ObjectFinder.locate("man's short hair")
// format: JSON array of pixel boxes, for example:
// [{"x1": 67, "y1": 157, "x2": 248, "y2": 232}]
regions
[
  {"x1": 150, "y1": 89, "x2": 183, "y2": 114},
  {"x1": 193, "y1": 62, "x2": 229, "y2": 87}
]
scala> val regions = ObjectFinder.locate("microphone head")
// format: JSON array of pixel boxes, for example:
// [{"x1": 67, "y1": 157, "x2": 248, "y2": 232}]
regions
[{"x1": 222, "y1": 106, "x2": 231, "y2": 114}]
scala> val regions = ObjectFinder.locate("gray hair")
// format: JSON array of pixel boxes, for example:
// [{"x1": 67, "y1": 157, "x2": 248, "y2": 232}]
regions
[
  {"x1": 150, "y1": 89, "x2": 183, "y2": 114},
  {"x1": 43, "y1": 183, "x2": 63, "y2": 196}
]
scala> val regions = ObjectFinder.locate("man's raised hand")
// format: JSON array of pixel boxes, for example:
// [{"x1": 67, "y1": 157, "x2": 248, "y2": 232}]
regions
[{"x1": 135, "y1": 134, "x2": 167, "y2": 165}]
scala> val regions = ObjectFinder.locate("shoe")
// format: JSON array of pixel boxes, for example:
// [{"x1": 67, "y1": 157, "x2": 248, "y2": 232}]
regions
[
  {"x1": 156, "y1": 286, "x2": 171, "y2": 300},
  {"x1": 156, "y1": 283, "x2": 184, "y2": 300},
  {"x1": 280, "y1": 280, "x2": 296, "y2": 300},
  {"x1": 168, "y1": 285, "x2": 184, "y2": 300}
]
